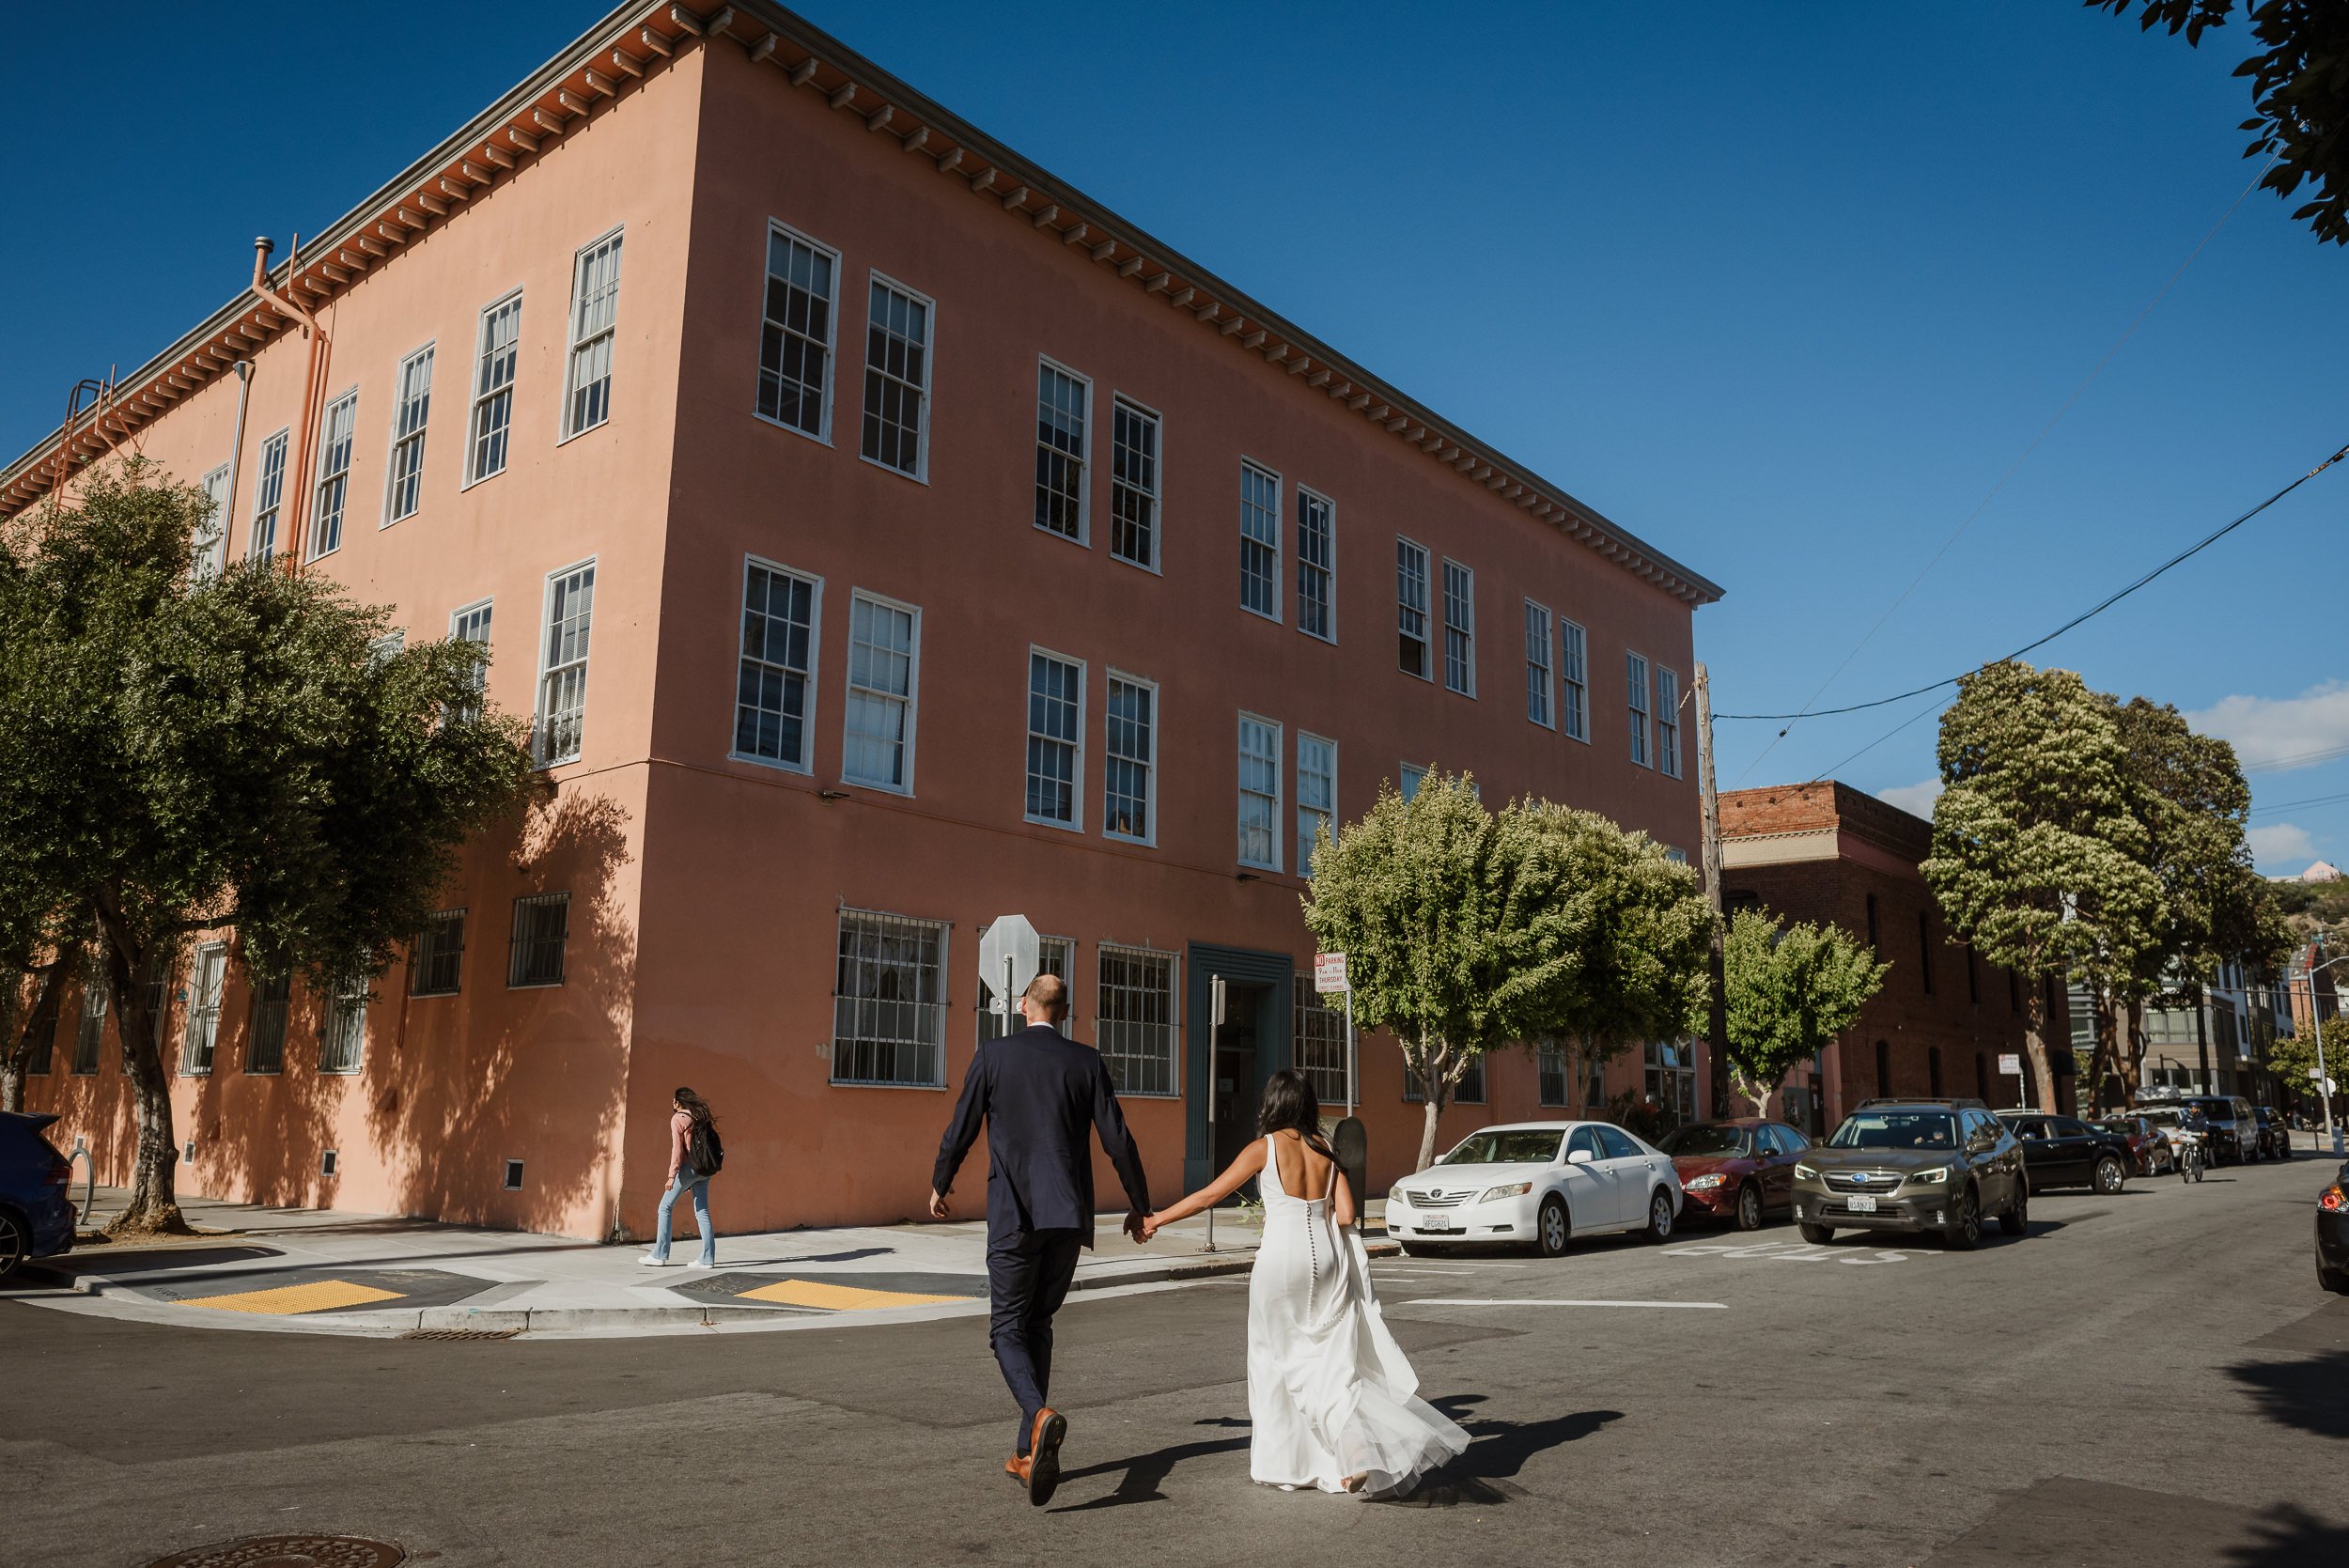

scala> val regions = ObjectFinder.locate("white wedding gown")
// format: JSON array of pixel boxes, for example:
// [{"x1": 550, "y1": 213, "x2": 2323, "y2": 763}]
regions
[{"x1": 1247, "y1": 1137, "x2": 1470, "y2": 1495}]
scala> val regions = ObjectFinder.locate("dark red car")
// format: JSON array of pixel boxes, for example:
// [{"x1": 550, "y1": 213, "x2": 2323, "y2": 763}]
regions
[{"x1": 1657, "y1": 1118, "x2": 1812, "y2": 1231}]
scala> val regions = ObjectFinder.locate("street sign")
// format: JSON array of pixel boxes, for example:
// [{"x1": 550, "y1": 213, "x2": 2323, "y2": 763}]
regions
[
  {"x1": 2313, "y1": 1068, "x2": 2326, "y2": 1080},
  {"x1": 977, "y1": 914, "x2": 1041, "y2": 1017},
  {"x1": 1999, "y1": 1053, "x2": 2021, "y2": 1075},
  {"x1": 1314, "y1": 952, "x2": 1348, "y2": 994}
]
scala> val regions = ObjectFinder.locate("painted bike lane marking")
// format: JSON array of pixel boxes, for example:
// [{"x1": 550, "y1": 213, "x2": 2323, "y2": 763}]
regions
[{"x1": 1661, "y1": 1239, "x2": 1936, "y2": 1266}]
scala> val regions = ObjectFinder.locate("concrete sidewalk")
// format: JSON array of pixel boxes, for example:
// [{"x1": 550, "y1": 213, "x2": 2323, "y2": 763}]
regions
[{"x1": 8, "y1": 1188, "x2": 1394, "y2": 1339}]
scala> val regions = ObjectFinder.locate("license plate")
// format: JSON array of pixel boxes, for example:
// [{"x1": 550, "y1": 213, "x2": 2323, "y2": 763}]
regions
[
  {"x1": 1845, "y1": 1194, "x2": 1878, "y2": 1214},
  {"x1": 1421, "y1": 1215, "x2": 1457, "y2": 1233}
]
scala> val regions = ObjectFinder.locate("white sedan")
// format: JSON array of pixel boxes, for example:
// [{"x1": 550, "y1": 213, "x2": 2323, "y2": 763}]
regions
[{"x1": 1385, "y1": 1121, "x2": 1685, "y2": 1257}]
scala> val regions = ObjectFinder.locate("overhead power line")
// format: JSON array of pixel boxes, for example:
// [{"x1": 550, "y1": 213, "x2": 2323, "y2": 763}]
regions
[{"x1": 1719, "y1": 437, "x2": 2349, "y2": 725}]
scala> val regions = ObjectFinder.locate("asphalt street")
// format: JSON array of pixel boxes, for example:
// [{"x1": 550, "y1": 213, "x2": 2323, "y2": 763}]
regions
[{"x1": 8, "y1": 1153, "x2": 2345, "y2": 1568}]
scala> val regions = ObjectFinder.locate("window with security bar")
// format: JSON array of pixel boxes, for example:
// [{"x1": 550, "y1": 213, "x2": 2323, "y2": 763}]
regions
[
  {"x1": 736, "y1": 560, "x2": 818, "y2": 768},
  {"x1": 507, "y1": 893, "x2": 569, "y2": 988},
  {"x1": 194, "y1": 463, "x2": 230, "y2": 579},
  {"x1": 1405, "y1": 1056, "x2": 1485, "y2": 1104},
  {"x1": 309, "y1": 391, "x2": 356, "y2": 559},
  {"x1": 1296, "y1": 488, "x2": 1333, "y2": 641},
  {"x1": 1442, "y1": 559, "x2": 1475, "y2": 695},
  {"x1": 1537, "y1": 1038, "x2": 1569, "y2": 1106},
  {"x1": 759, "y1": 224, "x2": 836, "y2": 437},
  {"x1": 247, "y1": 430, "x2": 288, "y2": 561},
  {"x1": 411, "y1": 909, "x2": 466, "y2": 997},
  {"x1": 563, "y1": 230, "x2": 622, "y2": 439},
  {"x1": 1109, "y1": 396, "x2": 1160, "y2": 568},
  {"x1": 1103, "y1": 674, "x2": 1155, "y2": 843},
  {"x1": 385, "y1": 344, "x2": 434, "y2": 523},
  {"x1": 245, "y1": 970, "x2": 289, "y2": 1074},
  {"x1": 1560, "y1": 617, "x2": 1589, "y2": 741},
  {"x1": 1239, "y1": 462, "x2": 1280, "y2": 619},
  {"x1": 319, "y1": 979, "x2": 366, "y2": 1074},
  {"x1": 1026, "y1": 650, "x2": 1082, "y2": 828},
  {"x1": 862, "y1": 276, "x2": 931, "y2": 477},
  {"x1": 1292, "y1": 977, "x2": 1347, "y2": 1106},
  {"x1": 832, "y1": 908, "x2": 947, "y2": 1087},
  {"x1": 536, "y1": 562, "x2": 595, "y2": 766},
  {"x1": 70, "y1": 962, "x2": 107, "y2": 1075},
  {"x1": 1397, "y1": 537, "x2": 1431, "y2": 678},
  {"x1": 179, "y1": 943, "x2": 226, "y2": 1075},
  {"x1": 1034, "y1": 360, "x2": 1089, "y2": 541},
  {"x1": 979, "y1": 932, "x2": 1073, "y2": 1045},
  {"x1": 1525, "y1": 601, "x2": 1554, "y2": 728},
  {"x1": 1098, "y1": 945, "x2": 1176, "y2": 1096},
  {"x1": 469, "y1": 292, "x2": 522, "y2": 483}
]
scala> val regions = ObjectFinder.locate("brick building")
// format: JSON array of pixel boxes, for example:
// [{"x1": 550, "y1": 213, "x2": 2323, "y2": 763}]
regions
[
  {"x1": 1719, "y1": 782, "x2": 2039, "y2": 1132},
  {"x1": 4, "y1": 1, "x2": 1720, "y2": 1237}
]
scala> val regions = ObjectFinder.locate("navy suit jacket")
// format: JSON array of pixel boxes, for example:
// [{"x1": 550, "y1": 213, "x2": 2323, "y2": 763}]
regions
[{"x1": 932, "y1": 1023, "x2": 1152, "y2": 1248}]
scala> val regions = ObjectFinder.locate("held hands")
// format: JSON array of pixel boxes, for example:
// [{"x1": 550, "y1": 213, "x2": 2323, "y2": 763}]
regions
[{"x1": 1127, "y1": 1209, "x2": 1153, "y2": 1244}]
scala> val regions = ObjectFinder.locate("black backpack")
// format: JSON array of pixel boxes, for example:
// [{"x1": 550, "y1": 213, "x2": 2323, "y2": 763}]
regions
[{"x1": 686, "y1": 1116, "x2": 724, "y2": 1178}]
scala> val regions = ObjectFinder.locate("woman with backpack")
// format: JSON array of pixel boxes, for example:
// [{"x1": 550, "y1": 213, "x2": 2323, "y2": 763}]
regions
[{"x1": 641, "y1": 1087, "x2": 723, "y2": 1268}]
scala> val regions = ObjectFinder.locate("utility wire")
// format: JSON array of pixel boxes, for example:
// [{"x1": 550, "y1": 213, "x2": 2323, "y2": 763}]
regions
[{"x1": 1719, "y1": 436, "x2": 2349, "y2": 723}]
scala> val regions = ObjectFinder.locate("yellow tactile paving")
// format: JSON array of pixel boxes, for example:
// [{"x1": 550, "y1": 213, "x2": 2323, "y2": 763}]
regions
[
  {"x1": 736, "y1": 1279, "x2": 971, "y2": 1312},
  {"x1": 181, "y1": 1280, "x2": 405, "y2": 1315}
]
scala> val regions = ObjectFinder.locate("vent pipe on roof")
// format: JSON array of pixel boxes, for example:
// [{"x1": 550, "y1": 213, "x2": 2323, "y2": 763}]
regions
[{"x1": 247, "y1": 234, "x2": 332, "y2": 570}]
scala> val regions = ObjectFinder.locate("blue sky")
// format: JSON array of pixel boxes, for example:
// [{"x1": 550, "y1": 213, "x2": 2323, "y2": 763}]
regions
[{"x1": 5, "y1": 2, "x2": 2342, "y2": 873}]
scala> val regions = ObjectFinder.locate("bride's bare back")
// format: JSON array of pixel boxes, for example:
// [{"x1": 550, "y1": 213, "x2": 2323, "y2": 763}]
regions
[{"x1": 1270, "y1": 1127, "x2": 1336, "y2": 1202}]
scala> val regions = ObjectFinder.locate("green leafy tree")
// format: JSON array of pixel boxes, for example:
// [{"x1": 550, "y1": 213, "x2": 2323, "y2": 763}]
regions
[
  {"x1": 1301, "y1": 774, "x2": 1709, "y2": 1171},
  {"x1": 1923, "y1": 661, "x2": 2165, "y2": 1112},
  {"x1": 0, "y1": 460, "x2": 535, "y2": 1232},
  {"x1": 2092, "y1": 1, "x2": 2349, "y2": 246},
  {"x1": 1720, "y1": 908, "x2": 1890, "y2": 1117}
]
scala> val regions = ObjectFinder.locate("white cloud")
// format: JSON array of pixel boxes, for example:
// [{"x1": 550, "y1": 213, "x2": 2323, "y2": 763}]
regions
[
  {"x1": 2186, "y1": 679, "x2": 2349, "y2": 770},
  {"x1": 2247, "y1": 822, "x2": 2315, "y2": 870},
  {"x1": 1877, "y1": 778, "x2": 1943, "y2": 819}
]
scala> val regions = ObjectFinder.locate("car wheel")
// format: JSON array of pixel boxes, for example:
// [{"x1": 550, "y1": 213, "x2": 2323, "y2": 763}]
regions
[
  {"x1": 1535, "y1": 1194, "x2": 1570, "y2": 1258},
  {"x1": 1798, "y1": 1222, "x2": 1835, "y2": 1246},
  {"x1": 0, "y1": 1210, "x2": 27, "y2": 1281},
  {"x1": 1735, "y1": 1183, "x2": 1765, "y2": 1233},
  {"x1": 1999, "y1": 1179, "x2": 2030, "y2": 1237},
  {"x1": 2093, "y1": 1156, "x2": 2124, "y2": 1195},
  {"x1": 1942, "y1": 1187, "x2": 1981, "y2": 1251},
  {"x1": 1641, "y1": 1188, "x2": 1673, "y2": 1244}
]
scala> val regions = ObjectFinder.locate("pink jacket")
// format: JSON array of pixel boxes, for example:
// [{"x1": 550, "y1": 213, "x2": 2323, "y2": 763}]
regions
[{"x1": 668, "y1": 1110, "x2": 693, "y2": 1178}]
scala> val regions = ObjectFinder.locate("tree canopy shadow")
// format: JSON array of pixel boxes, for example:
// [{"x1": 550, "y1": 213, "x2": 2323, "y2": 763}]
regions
[
  {"x1": 2225, "y1": 1347, "x2": 2349, "y2": 1441},
  {"x1": 2219, "y1": 1505, "x2": 2349, "y2": 1565}
]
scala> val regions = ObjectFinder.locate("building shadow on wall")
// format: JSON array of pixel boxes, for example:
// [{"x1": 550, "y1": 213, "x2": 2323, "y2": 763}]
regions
[{"x1": 366, "y1": 789, "x2": 636, "y2": 1237}]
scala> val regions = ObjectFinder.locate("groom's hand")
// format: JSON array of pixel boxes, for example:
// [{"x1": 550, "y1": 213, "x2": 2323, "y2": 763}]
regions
[
  {"x1": 928, "y1": 1189, "x2": 952, "y2": 1219},
  {"x1": 1125, "y1": 1209, "x2": 1149, "y2": 1243}
]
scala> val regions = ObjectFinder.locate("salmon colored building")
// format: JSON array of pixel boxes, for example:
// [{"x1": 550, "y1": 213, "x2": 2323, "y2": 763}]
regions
[{"x1": 4, "y1": 1, "x2": 1721, "y2": 1240}]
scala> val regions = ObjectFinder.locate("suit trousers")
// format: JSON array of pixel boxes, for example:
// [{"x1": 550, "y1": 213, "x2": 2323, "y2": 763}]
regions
[{"x1": 987, "y1": 1227, "x2": 1084, "y2": 1453}]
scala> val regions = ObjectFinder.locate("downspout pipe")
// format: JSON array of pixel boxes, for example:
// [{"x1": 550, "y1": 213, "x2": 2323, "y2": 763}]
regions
[
  {"x1": 223, "y1": 360, "x2": 255, "y2": 562},
  {"x1": 249, "y1": 236, "x2": 329, "y2": 568}
]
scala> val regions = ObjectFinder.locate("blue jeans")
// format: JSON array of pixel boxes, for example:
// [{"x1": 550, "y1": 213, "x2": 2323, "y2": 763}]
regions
[{"x1": 650, "y1": 1172, "x2": 714, "y2": 1265}]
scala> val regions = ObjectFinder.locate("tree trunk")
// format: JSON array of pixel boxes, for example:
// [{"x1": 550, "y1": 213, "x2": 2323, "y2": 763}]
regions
[
  {"x1": 2122, "y1": 999, "x2": 2147, "y2": 1107},
  {"x1": 1732, "y1": 1067, "x2": 1772, "y2": 1120},
  {"x1": 1412, "y1": 1032, "x2": 1450, "y2": 1172},
  {"x1": 1, "y1": 957, "x2": 67, "y2": 1114},
  {"x1": 100, "y1": 929, "x2": 189, "y2": 1235},
  {"x1": 2090, "y1": 987, "x2": 2120, "y2": 1115},
  {"x1": 2022, "y1": 971, "x2": 2059, "y2": 1113}
]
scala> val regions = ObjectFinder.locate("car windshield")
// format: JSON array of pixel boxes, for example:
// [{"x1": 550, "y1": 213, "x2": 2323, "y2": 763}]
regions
[
  {"x1": 2185, "y1": 1100, "x2": 2233, "y2": 1121},
  {"x1": 1439, "y1": 1130, "x2": 1564, "y2": 1167},
  {"x1": 2095, "y1": 1120, "x2": 2138, "y2": 1136},
  {"x1": 2144, "y1": 1109, "x2": 2202, "y2": 1129},
  {"x1": 1659, "y1": 1126, "x2": 1750, "y2": 1157},
  {"x1": 1828, "y1": 1112, "x2": 1955, "y2": 1151}
]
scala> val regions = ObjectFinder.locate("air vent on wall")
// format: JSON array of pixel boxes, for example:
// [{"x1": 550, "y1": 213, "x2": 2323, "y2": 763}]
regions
[
  {"x1": 321, "y1": 1149, "x2": 339, "y2": 1177},
  {"x1": 504, "y1": 1158, "x2": 524, "y2": 1191},
  {"x1": 181, "y1": 1140, "x2": 195, "y2": 1164}
]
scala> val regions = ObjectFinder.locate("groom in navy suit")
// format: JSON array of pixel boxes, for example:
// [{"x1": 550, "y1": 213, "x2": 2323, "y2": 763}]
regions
[{"x1": 932, "y1": 972, "x2": 1152, "y2": 1507}]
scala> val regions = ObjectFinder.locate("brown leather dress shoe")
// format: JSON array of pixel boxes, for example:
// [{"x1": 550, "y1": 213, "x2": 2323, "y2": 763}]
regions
[
  {"x1": 1025, "y1": 1407, "x2": 1067, "y2": 1507},
  {"x1": 1005, "y1": 1453, "x2": 1032, "y2": 1485}
]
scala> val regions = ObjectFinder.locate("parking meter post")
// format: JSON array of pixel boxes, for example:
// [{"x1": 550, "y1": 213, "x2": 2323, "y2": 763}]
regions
[
  {"x1": 1206, "y1": 976, "x2": 1225, "y2": 1253},
  {"x1": 1344, "y1": 987, "x2": 1357, "y2": 1123}
]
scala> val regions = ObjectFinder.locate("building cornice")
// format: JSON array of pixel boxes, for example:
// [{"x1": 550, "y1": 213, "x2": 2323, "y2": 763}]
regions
[{"x1": 3, "y1": 2, "x2": 1724, "y2": 609}]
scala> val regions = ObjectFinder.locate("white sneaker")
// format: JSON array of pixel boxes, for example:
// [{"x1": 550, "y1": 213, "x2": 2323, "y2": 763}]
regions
[
  {"x1": 686, "y1": 1257, "x2": 715, "y2": 1269},
  {"x1": 639, "y1": 1253, "x2": 675, "y2": 1266}
]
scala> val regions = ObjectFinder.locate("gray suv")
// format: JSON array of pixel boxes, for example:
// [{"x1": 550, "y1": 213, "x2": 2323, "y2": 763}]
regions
[{"x1": 1792, "y1": 1101, "x2": 2028, "y2": 1250}]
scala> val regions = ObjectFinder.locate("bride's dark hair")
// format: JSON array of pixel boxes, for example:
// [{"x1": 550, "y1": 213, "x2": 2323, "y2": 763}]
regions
[{"x1": 1257, "y1": 1068, "x2": 1336, "y2": 1157}]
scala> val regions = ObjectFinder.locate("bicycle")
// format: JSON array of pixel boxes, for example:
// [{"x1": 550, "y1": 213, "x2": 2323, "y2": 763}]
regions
[{"x1": 2177, "y1": 1134, "x2": 2205, "y2": 1184}]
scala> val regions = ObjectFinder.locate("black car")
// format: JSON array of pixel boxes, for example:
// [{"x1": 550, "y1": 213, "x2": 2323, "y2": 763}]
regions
[
  {"x1": 2319, "y1": 1162, "x2": 2349, "y2": 1296},
  {"x1": 0, "y1": 1111, "x2": 78, "y2": 1280},
  {"x1": 2252, "y1": 1106, "x2": 2292, "y2": 1160},
  {"x1": 1998, "y1": 1111, "x2": 2131, "y2": 1194}
]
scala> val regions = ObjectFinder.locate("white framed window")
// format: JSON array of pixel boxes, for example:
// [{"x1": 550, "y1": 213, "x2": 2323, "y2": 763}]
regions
[
  {"x1": 195, "y1": 462, "x2": 230, "y2": 579},
  {"x1": 1293, "y1": 978, "x2": 1347, "y2": 1106},
  {"x1": 448, "y1": 599, "x2": 492, "y2": 722},
  {"x1": 1109, "y1": 396, "x2": 1161, "y2": 570},
  {"x1": 247, "y1": 428, "x2": 289, "y2": 561},
  {"x1": 1296, "y1": 733, "x2": 1336, "y2": 877},
  {"x1": 507, "y1": 893, "x2": 570, "y2": 987},
  {"x1": 1296, "y1": 487, "x2": 1334, "y2": 642},
  {"x1": 861, "y1": 273, "x2": 932, "y2": 478},
  {"x1": 319, "y1": 978, "x2": 368, "y2": 1074},
  {"x1": 245, "y1": 970, "x2": 289, "y2": 1075},
  {"x1": 1397, "y1": 537, "x2": 1431, "y2": 679},
  {"x1": 1560, "y1": 617, "x2": 1589, "y2": 742},
  {"x1": 1097, "y1": 944, "x2": 1178, "y2": 1096},
  {"x1": 367, "y1": 631, "x2": 406, "y2": 668},
  {"x1": 832, "y1": 908, "x2": 948, "y2": 1087},
  {"x1": 309, "y1": 389, "x2": 357, "y2": 560},
  {"x1": 1525, "y1": 600, "x2": 1555, "y2": 727},
  {"x1": 70, "y1": 961, "x2": 108, "y2": 1075},
  {"x1": 735, "y1": 558, "x2": 821, "y2": 770},
  {"x1": 1034, "y1": 359, "x2": 1090, "y2": 543},
  {"x1": 758, "y1": 222, "x2": 838, "y2": 439},
  {"x1": 1025, "y1": 649, "x2": 1084, "y2": 830},
  {"x1": 1442, "y1": 559, "x2": 1475, "y2": 695},
  {"x1": 383, "y1": 343, "x2": 435, "y2": 524},
  {"x1": 1655, "y1": 664, "x2": 1682, "y2": 778},
  {"x1": 1237, "y1": 712, "x2": 1282, "y2": 871},
  {"x1": 179, "y1": 942, "x2": 226, "y2": 1076},
  {"x1": 467, "y1": 290, "x2": 522, "y2": 484},
  {"x1": 1627, "y1": 650, "x2": 1652, "y2": 768},
  {"x1": 1239, "y1": 461, "x2": 1281, "y2": 620},
  {"x1": 412, "y1": 908, "x2": 466, "y2": 997},
  {"x1": 979, "y1": 932, "x2": 1073, "y2": 1045},
  {"x1": 562, "y1": 228, "x2": 623, "y2": 440},
  {"x1": 1103, "y1": 672, "x2": 1157, "y2": 845},
  {"x1": 1399, "y1": 762, "x2": 1428, "y2": 801},
  {"x1": 843, "y1": 591, "x2": 919, "y2": 793},
  {"x1": 535, "y1": 560, "x2": 595, "y2": 767}
]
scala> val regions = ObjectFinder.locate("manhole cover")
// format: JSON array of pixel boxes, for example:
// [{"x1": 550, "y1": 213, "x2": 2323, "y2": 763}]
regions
[{"x1": 146, "y1": 1536, "x2": 405, "y2": 1568}]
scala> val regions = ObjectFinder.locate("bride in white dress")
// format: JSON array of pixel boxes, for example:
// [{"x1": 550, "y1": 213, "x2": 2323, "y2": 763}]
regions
[{"x1": 1143, "y1": 1069, "x2": 1470, "y2": 1497}]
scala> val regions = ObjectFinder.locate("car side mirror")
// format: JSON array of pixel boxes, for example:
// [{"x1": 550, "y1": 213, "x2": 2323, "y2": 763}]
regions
[
  {"x1": 1566, "y1": 1148, "x2": 1595, "y2": 1167},
  {"x1": 1968, "y1": 1134, "x2": 1996, "y2": 1154}
]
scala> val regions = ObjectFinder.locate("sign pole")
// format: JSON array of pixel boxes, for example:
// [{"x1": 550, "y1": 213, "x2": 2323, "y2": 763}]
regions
[
  {"x1": 1344, "y1": 986, "x2": 1357, "y2": 1123},
  {"x1": 1206, "y1": 975, "x2": 1226, "y2": 1254}
]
